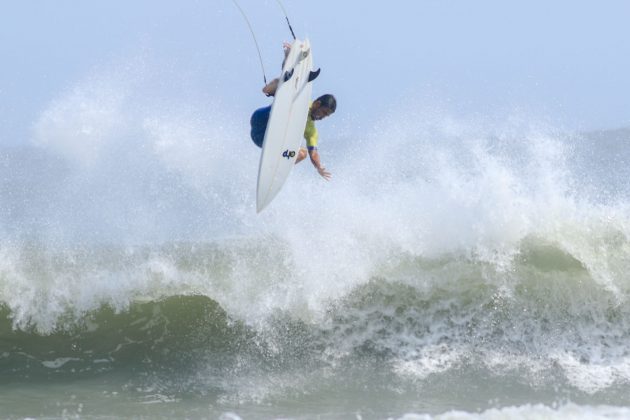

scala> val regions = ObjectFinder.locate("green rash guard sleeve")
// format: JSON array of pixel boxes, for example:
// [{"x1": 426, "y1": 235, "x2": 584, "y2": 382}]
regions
[
  {"x1": 303, "y1": 102, "x2": 318, "y2": 149},
  {"x1": 304, "y1": 115, "x2": 318, "y2": 149}
]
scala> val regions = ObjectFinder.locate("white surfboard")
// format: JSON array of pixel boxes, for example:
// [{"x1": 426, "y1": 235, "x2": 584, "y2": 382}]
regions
[{"x1": 256, "y1": 38, "x2": 318, "y2": 213}]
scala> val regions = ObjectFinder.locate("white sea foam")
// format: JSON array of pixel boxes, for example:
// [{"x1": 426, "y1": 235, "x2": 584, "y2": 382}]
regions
[
  {"x1": 398, "y1": 403, "x2": 630, "y2": 420},
  {"x1": 0, "y1": 62, "x2": 629, "y2": 396}
]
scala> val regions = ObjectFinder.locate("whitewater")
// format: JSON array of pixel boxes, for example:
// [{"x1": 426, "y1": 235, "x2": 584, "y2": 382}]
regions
[{"x1": 1, "y1": 66, "x2": 630, "y2": 419}]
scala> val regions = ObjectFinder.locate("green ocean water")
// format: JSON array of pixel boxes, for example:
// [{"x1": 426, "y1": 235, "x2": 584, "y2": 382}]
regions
[{"x1": 1, "y1": 232, "x2": 630, "y2": 418}]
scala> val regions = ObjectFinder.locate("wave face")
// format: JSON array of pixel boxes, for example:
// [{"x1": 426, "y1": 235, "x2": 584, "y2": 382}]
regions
[
  {"x1": 1, "y1": 66, "x2": 630, "y2": 416},
  {"x1": 1, "y1": 236, "x2": 629, "y2": 396}
]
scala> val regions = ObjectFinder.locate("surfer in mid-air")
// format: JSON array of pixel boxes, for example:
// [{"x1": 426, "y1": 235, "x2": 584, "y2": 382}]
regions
[{"x1": 250, "y1": 43, "x2": 337, "y2": 180}]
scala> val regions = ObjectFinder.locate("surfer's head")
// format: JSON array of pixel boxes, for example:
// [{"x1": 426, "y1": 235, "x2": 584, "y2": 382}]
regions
[{"x1": 311, "y1": 94, "x2": 337, "y2": 121}]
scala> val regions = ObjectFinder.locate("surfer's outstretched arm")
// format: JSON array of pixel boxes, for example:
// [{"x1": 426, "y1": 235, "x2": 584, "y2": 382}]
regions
[{"x1": 308, "y1": 148, "x2": 331, "y2": 180}]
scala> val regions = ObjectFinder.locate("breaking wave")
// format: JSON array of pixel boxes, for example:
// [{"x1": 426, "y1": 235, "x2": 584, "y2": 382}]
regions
[{"x1": 1, "y1": 63, "x2": 629, "y2": 404}]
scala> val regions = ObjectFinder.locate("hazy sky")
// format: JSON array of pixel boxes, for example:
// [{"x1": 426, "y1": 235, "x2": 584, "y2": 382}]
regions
[{"x1": 2, "y1": 0, "x2": 629, "y2": 145}]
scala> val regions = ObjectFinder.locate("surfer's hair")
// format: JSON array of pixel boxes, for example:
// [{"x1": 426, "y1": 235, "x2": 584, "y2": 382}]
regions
[{"x1": 316, "y1": 94, "x2": 337, "y2": 112}]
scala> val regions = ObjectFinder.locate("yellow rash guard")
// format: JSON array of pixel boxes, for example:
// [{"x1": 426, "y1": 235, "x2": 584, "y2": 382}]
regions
[{"x1": 303, "y1": 103, "x2": 318, "y2": 150}]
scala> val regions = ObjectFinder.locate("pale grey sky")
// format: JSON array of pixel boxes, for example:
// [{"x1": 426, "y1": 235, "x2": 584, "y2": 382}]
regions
[{"x1": 1, "y1": 0, "x2": 629, "y2": 146}]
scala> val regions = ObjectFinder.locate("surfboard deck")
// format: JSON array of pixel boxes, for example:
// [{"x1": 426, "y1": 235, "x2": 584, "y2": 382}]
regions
[{"x1": 256, "y1": 39, "x2": 314, "y2": 213}]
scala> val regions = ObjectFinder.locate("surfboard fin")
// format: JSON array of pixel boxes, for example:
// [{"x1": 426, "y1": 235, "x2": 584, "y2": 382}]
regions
[
  {"x1": 308, "y1": 68, "x2": 321, "y2": 82},
  {"x1": 283, "y1": 68, "x2": 294, "y2": 82}
]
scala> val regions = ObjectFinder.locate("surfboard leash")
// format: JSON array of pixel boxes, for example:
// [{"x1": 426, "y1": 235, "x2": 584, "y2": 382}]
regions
[
  {"x1": 230, "y1": 0, "x2": 299, "y2": 84},
  {"x1": 274, "y1": 0, "x2": 297, "y2": 40},
  {"x1": 230, "y1": 0, "x2": 268, "y2": 84}
]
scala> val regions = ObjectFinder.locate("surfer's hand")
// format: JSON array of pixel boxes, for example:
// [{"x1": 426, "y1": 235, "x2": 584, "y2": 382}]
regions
[
  {"x1": 262, "y1": 78, "x2": 279, "y2": 96},
  {"x1": 280, "y1": 42, "x2": 291, "y2": 69},
  {"x1": 317, "y1": 166, "x2": 332, "y2": 181},
  {"x1": 308, "y1": 149, "x2": 330, "y2": 180}
]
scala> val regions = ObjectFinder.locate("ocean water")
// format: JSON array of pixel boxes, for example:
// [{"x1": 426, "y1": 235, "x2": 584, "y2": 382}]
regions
[{"x1": 1, "y1": 69, "x2": 630, "y2": 419}]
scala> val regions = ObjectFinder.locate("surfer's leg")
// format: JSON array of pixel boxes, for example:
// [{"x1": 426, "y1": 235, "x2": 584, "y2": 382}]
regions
[
  {"x1": 250, "y1": 106, "x2": 272, "y2": 148},
  {"x1": 295, "y1": 148, "x2": 307, "y2": 164}
]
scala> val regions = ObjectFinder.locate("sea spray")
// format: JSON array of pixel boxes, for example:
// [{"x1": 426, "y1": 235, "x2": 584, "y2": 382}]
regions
[{"x1": 1, "y1": 64, "x2": 630, "y2": 415}]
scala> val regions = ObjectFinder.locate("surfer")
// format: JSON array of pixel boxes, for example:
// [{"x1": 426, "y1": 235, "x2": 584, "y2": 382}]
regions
[{"x1": 250, "y1": 44, "x2": 336, "y2": 180}]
